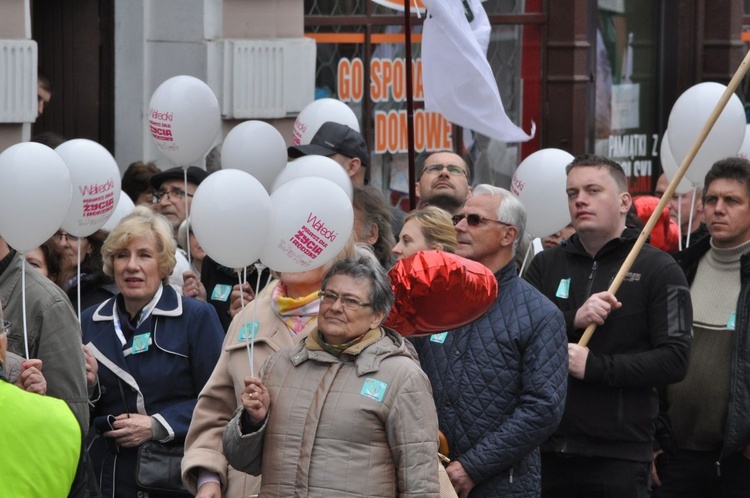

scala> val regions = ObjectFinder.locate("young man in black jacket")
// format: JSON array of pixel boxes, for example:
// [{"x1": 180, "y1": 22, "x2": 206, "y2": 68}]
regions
[{"x1": 525, "y1": 154, "x2": 692, "y2": 498}]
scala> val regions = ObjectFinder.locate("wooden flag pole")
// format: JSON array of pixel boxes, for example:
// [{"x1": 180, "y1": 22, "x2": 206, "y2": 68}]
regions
[{"x1": 578, "y1": 49, "x2": 750, "y2": 347}]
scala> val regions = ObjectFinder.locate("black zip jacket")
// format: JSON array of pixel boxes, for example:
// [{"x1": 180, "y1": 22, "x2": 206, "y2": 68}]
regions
[
  {"x1": 673, "y1": 236, "x2": 750, "y2": 460},
  {"x1": 525, "y1": 228, "x2": 692, "y2": 462}
]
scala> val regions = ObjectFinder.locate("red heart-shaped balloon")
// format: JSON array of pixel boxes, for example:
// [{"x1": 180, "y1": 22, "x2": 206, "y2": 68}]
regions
[{"x1": 385, "y1": 250, "x2": 498, "y2": 337}]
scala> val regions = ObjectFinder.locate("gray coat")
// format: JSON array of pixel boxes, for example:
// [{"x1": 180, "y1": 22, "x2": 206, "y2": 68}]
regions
[{"x1": 0, "y1": 250, "x2": 89, "y2": 431}]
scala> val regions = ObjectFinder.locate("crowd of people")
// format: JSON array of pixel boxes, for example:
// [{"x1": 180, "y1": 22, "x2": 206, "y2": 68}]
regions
[{"x1": 2, "y1": 119, "x2": 749, "y2": 498}]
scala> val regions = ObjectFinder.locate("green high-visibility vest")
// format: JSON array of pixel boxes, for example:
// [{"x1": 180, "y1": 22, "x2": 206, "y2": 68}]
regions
[{"x1": 0, "y1": 380, "x2": 81, "y2": 497}]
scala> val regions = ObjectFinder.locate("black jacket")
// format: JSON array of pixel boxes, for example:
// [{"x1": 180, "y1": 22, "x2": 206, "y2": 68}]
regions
[
  {"x1": 525, "y1": 228, "x2": 692, "y2": 462},
  {"x1": 673, "y1": 236, "x2": 750, "y2": 459}
]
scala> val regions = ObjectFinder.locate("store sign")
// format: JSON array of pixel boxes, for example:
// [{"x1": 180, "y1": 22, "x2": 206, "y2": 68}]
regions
[
  {"x1": 338, "y1": 57, "x2": 453, "y2": 154},
  {"x1": 608, "y1": 132, "x2": 659, "y2": 194}
]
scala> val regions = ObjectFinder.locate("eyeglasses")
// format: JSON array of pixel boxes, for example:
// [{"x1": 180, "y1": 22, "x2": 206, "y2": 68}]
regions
[
  {"x1": 52, "y1": 231, "x2": 71, "y2": 242},
  {"x1": 318, "y1": 290, "x2": 372, "y2": 310},
  {"x1": 452, "y1": 213, "x2": 511, "y2": 227},
  {"x1": 0, "y1": 320, "x2": 10, "y2": 336},
  {"x1": 421, "y1": 164, "x2": 467, "y2": 178},
  {"x1": 152, "y1": 188, "x2": 193, "y2": 203}
]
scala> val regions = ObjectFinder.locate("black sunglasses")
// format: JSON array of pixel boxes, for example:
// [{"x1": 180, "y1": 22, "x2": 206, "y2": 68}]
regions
[{"x1": 452, "y1": 213, "x2": 510, "y2": 227}]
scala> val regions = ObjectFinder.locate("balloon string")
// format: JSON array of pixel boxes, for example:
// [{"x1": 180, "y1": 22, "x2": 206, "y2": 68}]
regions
[
  {"x1": 21, "y1": 256, "x2": 29, "y2": 360},
  {"x1": 238, "y1": 270, "x2": 252, "y2": 376},
  {"x1": 77, "y1": 238, "x2": 82, "y2": 324},
  {"x1": 518, "y1": 234, "x2": 533, "y2": 277},
  {"x1": 184, "y1": 168, "x2": 192, "y2": 267},
  {"x1": 249, "y1": 262, "x2": 266, "y2": 378},
  {"x1": 676, "y1": 199, "x2": 683, "y2": 252},
  {"x1": 686, "y1": 186, "x2": 697, "y2": 249}
]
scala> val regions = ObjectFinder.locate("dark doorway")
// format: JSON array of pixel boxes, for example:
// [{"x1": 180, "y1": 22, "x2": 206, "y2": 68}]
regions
[{"x1": 32, "y1": 0, "x2": 114, "y2": 153}]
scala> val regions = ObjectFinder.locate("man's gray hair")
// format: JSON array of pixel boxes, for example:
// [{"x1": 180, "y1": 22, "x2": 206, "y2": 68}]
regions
[
  {"x1": 472, "y1": 184, "x2": 527, "y2": 254},
  {"x1": 322, "y1": 256, "x2": 395, "y2": 317}
]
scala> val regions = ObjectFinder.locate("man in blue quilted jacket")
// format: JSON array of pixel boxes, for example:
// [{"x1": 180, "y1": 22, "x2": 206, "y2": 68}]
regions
[
  {"x1": 525, "y1": 155, "x2": 692, "y2": 498},
  {"x1": 412, "y1": 184, "x2": 568, "y2": 498}
]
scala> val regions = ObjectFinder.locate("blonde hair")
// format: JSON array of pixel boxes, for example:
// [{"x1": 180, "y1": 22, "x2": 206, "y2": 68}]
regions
[
  {"x1": 102, "y1": 206, "x2": 177, "y2": 284},
  {"x1": 403, "y1": 206, "x2": 457, "y2": 253}
]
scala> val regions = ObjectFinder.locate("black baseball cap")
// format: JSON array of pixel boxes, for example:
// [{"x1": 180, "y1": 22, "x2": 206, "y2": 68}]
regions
[
  {"x1": 150, "y1": 166, "x2": 209, "y2": 189},
  {"x1": 288, "y1": 122, "x2": 369, "y2": 166}
]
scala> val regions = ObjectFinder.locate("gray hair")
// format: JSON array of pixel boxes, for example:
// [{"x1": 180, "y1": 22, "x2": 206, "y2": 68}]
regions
[
  {"x1": 321, "y1": 256, "x2": 395, "y2": 317},
  {"x1": 472, "y1": 184, "x2": 527, "y2": 255}
]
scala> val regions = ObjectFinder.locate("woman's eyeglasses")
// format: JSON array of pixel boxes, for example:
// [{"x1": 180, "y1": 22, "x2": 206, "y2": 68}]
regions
[
  {"x1": 0, "y1": 320, "x2": 11, "y2": 336},
  {"x1": 318, "y1": 291, "x2": 371, "y2": 310},
  {"x1": 452, "y1": 213, "x2": 511, "y2": 227},
  {"x1": 52, "y1": 231, "x2": 72, "y2": 243}
]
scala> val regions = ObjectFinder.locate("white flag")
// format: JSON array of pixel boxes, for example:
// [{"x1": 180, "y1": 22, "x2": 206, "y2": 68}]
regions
[{"x1": 422, "y1": 0, "x2": 534, "y2": 143}]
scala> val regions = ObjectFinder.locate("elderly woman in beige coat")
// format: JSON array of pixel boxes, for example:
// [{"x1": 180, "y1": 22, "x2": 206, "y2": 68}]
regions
[
  {"x1": 223, "y1": 256, "x2": 441, "y2": 497},
  {"x1": 181, "y1": 242, "x2": 356, "y2": 498}
]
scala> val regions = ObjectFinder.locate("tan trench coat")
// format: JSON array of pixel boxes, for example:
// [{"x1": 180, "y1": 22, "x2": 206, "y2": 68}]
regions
[{"x1": 182, "y1": 280, "x2": 317, "y2": 497}]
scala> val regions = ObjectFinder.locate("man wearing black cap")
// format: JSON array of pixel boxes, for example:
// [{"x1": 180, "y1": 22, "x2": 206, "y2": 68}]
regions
[
  {"x1": 288, "y1": 121, "x2": 369, "y2": 187},
  {"x1": 288, "y1": 121, "x2": 406, "y2": 237},
  {"x1": 150, "y1": 165, "x2": 209, "y2": 235}
]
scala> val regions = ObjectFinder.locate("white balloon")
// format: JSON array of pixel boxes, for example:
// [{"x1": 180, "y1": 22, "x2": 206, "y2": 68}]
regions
[
  {"x1": 102, "y1": 193, "x2": 135, "y2": 232},
  {"x1": 148, "y1": 75, "x2": 221, "y2": 165},
  {"x1": 737, "y1": 124, "x2": 750, "y2": 160},
  {"x1": 56, "y1": 139, "x2": 122, "y2": 237},
  {"x1": 292, "y1": 98, "x2": 359, "y2": 146},
  {"x1": 261, "y1": 177, "x2": 353, "y2": 272},
  {"x1": 0, "y1": 143, "x2": 72, "y2": 253},
  {"x1": 667, "y1": 82, "x2": 745, "y2": 184},
  {"x1": 272, "y1": 156, "x2": 354, "y2": 202},
  {"x1": 510, "y1": 148, "x2": 573, "y2": 237},
  {"x1": 660, "y1": 133, "x2": 697, "y2": 194},
  {"x1": 190, "y1": 169, "x2": 272, "y2": 269},
  {"x1": 222, "y1": 120, "x2": 287, "y2": 192}
]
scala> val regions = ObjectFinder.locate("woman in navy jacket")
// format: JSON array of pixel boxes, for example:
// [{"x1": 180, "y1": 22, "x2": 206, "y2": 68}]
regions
[{"x1": 83, "y1": 206, "x2": 224, "y2": 497}]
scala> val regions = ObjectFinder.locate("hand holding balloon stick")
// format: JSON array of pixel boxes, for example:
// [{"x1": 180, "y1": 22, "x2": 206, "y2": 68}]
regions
[
  {"x1": 236, "y1": 263, "x2": 268, "y2": 377},
  {"x1": 578, "y1": 48, "x2": 750, "y2": 347}
]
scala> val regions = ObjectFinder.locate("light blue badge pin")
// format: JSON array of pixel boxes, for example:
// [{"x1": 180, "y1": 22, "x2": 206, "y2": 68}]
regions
[
  {"x1": 238, "y1": 322, "x2": 259, "y2": 341},
  {"x1": 132, "y1": 332, "x2": 151, "y2": 354},
  {"x1": 430, "y1": 332, "x2": 448, "y2": 344},
  {"x1": 211, "y1": 284, "x2": 232, "y2": 302},
  {"x1": 556, "y1": 278, "x2": 571, "y2": 299},
  {"x1": 361, "y1": 378, "x2": 388, "y2": 402},
  {"x1": 727, "y1": 311, "x2": 736, "y2": 331}
]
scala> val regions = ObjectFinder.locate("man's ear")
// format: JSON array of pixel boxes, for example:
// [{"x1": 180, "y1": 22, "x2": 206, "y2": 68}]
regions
[
  {"x1": 347, "y1": 157, "x2": 362, "y2": 178},
  {"x1": 620, "y1": 191, "x2": 633, "y2": 214},
  {"x1": 500, "y1": 225, "x2": 518, "y2": 249}
]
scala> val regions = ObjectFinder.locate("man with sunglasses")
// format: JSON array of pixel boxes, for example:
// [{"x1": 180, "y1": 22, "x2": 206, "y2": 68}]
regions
[
  {"x1": 415, "y1": 150, "x2": 473, "y2": 215},
  {"x1": 412, "y1": 184, "x2": 568, "y2": 498},
  {"x1": 525, "y1": 154, "x2": 692, "y2": 498}
]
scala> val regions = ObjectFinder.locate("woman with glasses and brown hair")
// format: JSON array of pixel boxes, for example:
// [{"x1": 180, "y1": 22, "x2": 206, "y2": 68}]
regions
[
  {"x1": 182, "y1": 240, "x2": 356, "y2": 498},
  {"x1": 223, "y1": 255, "x2": 440, "y2": 497}
]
